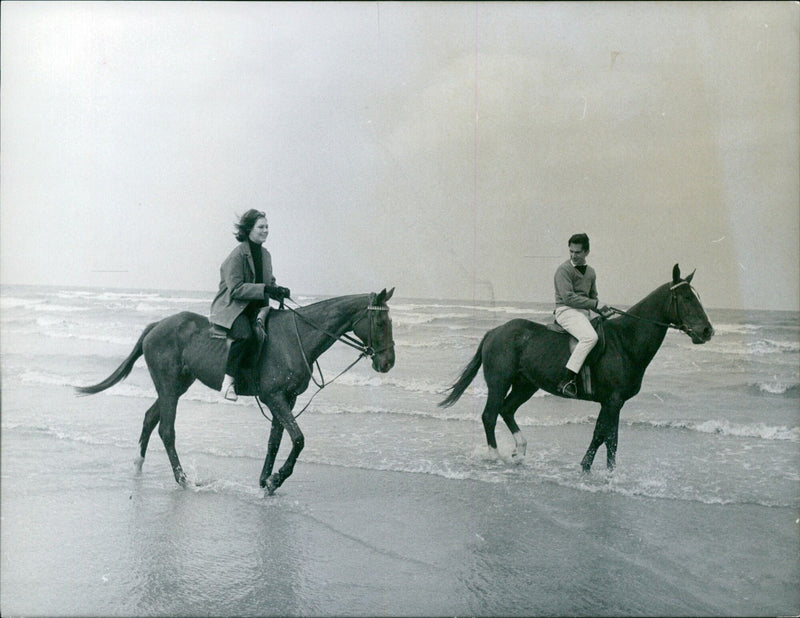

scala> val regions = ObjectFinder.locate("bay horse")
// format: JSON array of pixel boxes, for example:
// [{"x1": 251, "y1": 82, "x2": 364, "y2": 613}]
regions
[
  {"x1": 76, "y1": 288, "x2": 395, "y2": 493},
  {"x1": 439, "y1": 265, "x2": 713, "y2": 471}
]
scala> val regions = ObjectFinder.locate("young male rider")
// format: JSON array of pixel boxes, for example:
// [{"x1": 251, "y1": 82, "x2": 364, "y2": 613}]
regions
[{"x1": 554, "y1": 233, "x2": 614, "y2": 398}]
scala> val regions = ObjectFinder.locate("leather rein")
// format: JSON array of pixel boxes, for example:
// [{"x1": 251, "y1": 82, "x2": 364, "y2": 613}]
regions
[
  {"x1": 254, "y1": 297, "x2": 393, "y2": 420},
  {"x1": 287, "y1": 298, "x2": 394, "y2": 363},
  {"x1": 608, "y1": 281, "x2": 698, "y2": 336}
]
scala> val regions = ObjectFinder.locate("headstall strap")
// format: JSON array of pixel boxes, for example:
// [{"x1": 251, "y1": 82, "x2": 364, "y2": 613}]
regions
[
  {"x1": 365, "y1": 305, "x2": 394, "y2": 355},
  {"x1": 667, "y1": 281, "x2": 698, "y2": 332},
  {"x1": 612, "y1": 281, "x2": 697, "y2": 333}
]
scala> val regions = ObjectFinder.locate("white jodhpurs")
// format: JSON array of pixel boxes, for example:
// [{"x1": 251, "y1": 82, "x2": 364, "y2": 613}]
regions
[{"x1": 554, "y1": 306, "x2": 599, "y2": 374}]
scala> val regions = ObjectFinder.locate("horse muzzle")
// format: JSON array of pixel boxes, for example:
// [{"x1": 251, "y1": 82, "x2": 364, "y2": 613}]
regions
[
  {"x1": 686, "y1": 324, "x2": 714, "y2": 344},
  {"x1": 372, "y1": 347, "x2": 395, "y2": 373}
]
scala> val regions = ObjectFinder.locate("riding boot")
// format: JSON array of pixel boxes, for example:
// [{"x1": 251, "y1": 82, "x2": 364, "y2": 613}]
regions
[
  {"x1": 557, "y1": 369, "x2": 578, "y2": 399},
  {"x1": 222, "y1": 374, "x2": 238, "y2": 401}
]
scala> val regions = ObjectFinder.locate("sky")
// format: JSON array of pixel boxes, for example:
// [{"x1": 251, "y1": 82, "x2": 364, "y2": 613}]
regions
[{"x1": 1, "y1": 1, "x2": 798, "y2": 311}]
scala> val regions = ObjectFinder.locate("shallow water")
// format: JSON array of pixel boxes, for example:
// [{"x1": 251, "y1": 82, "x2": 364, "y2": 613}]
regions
[{"x1": 1, "y1": 285, "x2": 798, "y2": 615}]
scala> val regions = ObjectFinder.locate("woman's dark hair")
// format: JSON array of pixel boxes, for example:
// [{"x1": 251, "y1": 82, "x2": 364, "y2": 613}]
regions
[
  {"x1": 568, "y1": 233, "x2": 590, "y2": 252},
  {"x1": 234, "y1": 209, "x2": 267, "y2": 242}
]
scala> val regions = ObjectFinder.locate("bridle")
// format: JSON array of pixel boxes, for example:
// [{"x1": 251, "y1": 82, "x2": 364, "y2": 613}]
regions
[
  {"x1": 252, "y1": 297, "x2": 394, "y2": 420},
  {"x1": 287, "y1": 299, "x2": 394, "y2": 361},
  {"x1": 609, "y1": 280, "x2": 701, "y2": 337},
  {"x1": 348, "y1": 305, "x2": 395, "y2": 358}
]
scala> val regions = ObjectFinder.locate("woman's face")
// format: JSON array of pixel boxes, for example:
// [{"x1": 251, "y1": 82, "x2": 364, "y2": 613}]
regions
[{"x1": 248, "y1": 217, "x2": 269, "y2": 244}]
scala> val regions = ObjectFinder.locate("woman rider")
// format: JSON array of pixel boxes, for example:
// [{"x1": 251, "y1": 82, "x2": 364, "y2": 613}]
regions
[{"x1": 210, "y1": 210, "x2": 290, "y2": 401}]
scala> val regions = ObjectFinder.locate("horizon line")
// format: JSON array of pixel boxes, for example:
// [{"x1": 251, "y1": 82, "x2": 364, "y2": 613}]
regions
[{"x1": 0, "y1": 282, "x2": 796, "y2": 314}]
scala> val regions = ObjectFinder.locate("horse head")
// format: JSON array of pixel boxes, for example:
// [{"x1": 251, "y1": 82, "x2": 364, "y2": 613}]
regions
[
  {"x1": 669, "y1": 264, "x2": 714, "y2": 344},
  {"x1": 352, "y1": 287, "x2": 396, "y2": 373}
]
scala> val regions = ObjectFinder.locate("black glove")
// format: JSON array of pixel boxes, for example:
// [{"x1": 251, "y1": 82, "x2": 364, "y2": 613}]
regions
[
  {"x1": 264, "y1": 285, "x2": 291, "y2": 302},
  {"x1": 263, "y1": 285, "x2": 284, "y2": 301}
]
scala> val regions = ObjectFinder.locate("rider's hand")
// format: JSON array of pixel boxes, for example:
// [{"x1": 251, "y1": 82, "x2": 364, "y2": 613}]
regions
[
  {"x1": 264, "y1": 285, "x2": 282, "y2": 301},
  {"x1": 598, "y1": 305, "x2": 614, "y2": 318}
]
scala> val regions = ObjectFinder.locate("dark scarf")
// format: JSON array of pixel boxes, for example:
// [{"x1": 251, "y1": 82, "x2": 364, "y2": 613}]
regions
[
  {"x1": 575, "y1": 264, "x2": 587, "y2": 275},
  {"x1": 248, "y1": 241, "x2": 264, "y2": 284}
]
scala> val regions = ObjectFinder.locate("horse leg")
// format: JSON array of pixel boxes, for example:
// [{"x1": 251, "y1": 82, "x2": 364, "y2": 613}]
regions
[
  {"x1": 144, "y1": 360, "x2": 193, "y2": 485},
  {"x1": 139, "y1": 361, "x2": 193, "y2": 482},
  {"x1": 136, "y1": 401, "x2": 161, "y2": 472},
  {"x1": 481, "y1": 390, "x2": 504, "y2": 458},
  {"x1": 260, "y1": 416, "x2": 284, "y2": 488},
  {"x1": 580, "y1": 397, "x2": 623, "y2": 472},
  {"x1": 605, "y1": 401, "x2": 624, "y2": 471},
  {"x1": 262, "y1": 395, "x2": 304, "y2": 495},
  {"x1": 155, "y1": 395, "x2": 188, "y2": 486},
  {"x1": 499, "y1": 380, "x2": 538, "y2": 461}
]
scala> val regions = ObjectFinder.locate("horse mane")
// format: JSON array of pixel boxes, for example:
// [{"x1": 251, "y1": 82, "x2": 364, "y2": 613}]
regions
[
  {"x1": 291, "y1": 293, "x2": 374, "y2": 313},
  {"x1": 283, "y1": 294, "x2": 379, "y2": 332},
  {"x1": 624, "y1": 281, "x2": 672, "y2": 316}
]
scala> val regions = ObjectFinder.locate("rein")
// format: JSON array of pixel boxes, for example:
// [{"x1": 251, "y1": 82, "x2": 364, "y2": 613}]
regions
[
  {"x1": 287, "y1": 302, "x2": 372, "y2": 356},
  {"x1": 285, "y1": 297, "x2": 394, "y2": 359},
  {"x1": 253, "y1": 296, "x2": 392, "y2": 420},
  {"x1": 608, "y1": 281, "x2": 693, "y2": 333}
]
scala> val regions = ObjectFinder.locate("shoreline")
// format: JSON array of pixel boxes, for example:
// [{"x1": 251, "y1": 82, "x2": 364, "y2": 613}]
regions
[{"x1": 3, "y1": 436, "x2": 798, "y2": 617}]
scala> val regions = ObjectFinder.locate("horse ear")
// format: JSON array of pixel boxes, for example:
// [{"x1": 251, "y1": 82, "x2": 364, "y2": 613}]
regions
[
  {"x1": 384, "y1": 287, "x2": 395, "y2": 303},
  {"x1": 672, "y1": 264, "x2": 681, "y2": 284},
  {"x1": 374, "y1": 289, "x2": 387, "y2": 305},
  {"x1": 685, "y1": 269, "x2": 695, "y2": 284}
]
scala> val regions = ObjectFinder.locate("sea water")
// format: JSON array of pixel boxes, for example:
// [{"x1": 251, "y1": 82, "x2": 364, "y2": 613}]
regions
[
  {"x1": 1, "y1": 285, "x2": 798, "y2": 615},
  {"x1": 3, "y1": 285, "x2": 796, "y2": 507}
]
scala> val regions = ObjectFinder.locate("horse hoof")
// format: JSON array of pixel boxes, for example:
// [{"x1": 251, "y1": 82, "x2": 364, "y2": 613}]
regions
[{"x1": 265, "y1": 475, "x2": 278, "y2": 495}]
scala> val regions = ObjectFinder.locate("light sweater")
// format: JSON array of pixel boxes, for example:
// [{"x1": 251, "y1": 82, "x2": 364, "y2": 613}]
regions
[{"x1": 554, "y1": 259, "x2": 599, "y2": 311}]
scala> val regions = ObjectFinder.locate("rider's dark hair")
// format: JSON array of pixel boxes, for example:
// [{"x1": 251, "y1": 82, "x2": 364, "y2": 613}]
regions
[
  {"x1": 568, "y1": 233, "x2": 590, "y2": 252},
  {"x1": 234, "y1": 210, "x2": 267, "y2": 242}
]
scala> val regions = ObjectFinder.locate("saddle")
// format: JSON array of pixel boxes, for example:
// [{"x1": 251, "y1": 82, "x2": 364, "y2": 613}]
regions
[
  {"x1": 546, "y1": 316, "x2": 606, "y2": 397},
  {"x1": 209, "y1": 306, "x2": 272, "y2": 397}
]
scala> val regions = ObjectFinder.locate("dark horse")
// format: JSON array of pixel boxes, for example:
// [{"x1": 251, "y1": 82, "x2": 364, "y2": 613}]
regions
[
  {"x1": 76, "y1": 289, "x2": 395, "y2": 493},
  {"x1": 440, "y1": 266, "x2": 713, "y2": 471}
]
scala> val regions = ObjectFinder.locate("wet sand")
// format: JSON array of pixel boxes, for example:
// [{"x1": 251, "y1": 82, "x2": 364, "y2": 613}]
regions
[{"x1": 2, "y1": 428, "x2": 798, "y2": 617}]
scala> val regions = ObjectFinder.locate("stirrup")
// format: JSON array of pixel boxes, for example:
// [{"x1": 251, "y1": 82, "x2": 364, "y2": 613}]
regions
[
  {"x1": 559, "y1": 379, "x2": 578, "y2": 399},
  {"x1": 223, "y1": 383, "x2": 238, "y2": 401},
  {"x1": 222, "y1": 375, "x2": 238, "y2": 401}
]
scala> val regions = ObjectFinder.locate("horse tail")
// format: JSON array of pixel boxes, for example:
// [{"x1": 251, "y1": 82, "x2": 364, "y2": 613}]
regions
[
  {"x1": 439, "y1": 334, "x2": 486, "y2": 408},
  {"x1": 75, "y1": 322, "x2": 158, "y2": 396}
]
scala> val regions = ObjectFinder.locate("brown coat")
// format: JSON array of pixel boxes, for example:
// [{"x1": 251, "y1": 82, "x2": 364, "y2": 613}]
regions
[{"x1": 209, "y1": 241, "x2": 276, "y2": 329}]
